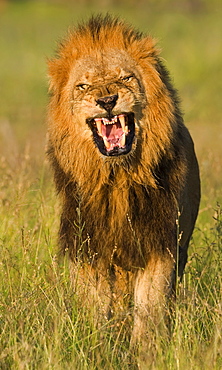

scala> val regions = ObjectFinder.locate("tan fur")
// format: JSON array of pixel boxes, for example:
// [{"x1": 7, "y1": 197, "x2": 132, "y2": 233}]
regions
[{"x1": 47, "y1": 15, "x2": 200, "y2": 352}]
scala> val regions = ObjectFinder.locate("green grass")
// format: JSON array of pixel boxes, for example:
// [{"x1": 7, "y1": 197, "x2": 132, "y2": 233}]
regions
[{"x1": 0, "y1": 1, "x2": 222, "y2": 369}]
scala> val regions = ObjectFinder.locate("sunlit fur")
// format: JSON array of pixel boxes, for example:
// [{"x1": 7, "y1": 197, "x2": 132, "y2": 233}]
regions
[{"x1": 47, "y1": 15, "x2": 200, "y2": 349}]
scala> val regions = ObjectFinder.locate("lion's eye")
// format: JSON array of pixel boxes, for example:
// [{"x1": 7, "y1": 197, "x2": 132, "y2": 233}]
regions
[
  {"x1": 122, "y1": 75, "x2": 134, "y2": 82},
  {"x1": 76, "y1": 83, "x2": 88, "y2": 91}
]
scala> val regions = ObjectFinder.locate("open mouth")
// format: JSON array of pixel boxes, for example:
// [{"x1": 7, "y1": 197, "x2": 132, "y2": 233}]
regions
[{"x1": 87, "y1": 112, "x2": 135, "y2": 156}]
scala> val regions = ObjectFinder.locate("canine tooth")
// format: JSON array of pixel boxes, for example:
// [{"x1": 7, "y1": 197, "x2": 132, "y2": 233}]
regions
[
  {"x1": 124, "y1": 125, "x2": 129, "y2": 134},
  {"x1": 94, "y1": 119, "x2": 102, "y2": 136},
  {"x1": 120, "y1": 133, "x2": 126, "y2": 147},
  {"x1": 103, "y1": 137, "x2": 111, "y2": 149},
  {"x1": 119, "y1": 115, "x2": 126, "y2": 131}
]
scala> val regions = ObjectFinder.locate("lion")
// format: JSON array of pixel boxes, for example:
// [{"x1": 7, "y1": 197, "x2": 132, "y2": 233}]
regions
[{"x1": 47, "y1": 14, "x2": 200, "y2": 352}]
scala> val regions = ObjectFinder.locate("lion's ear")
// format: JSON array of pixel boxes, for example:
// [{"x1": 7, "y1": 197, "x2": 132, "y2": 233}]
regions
[
  {"x1": 130, "y1": 36, "x2": 160, "y2": 62},
  {"x1": 144, "y1": 36, "x2": 160, "y2": 57}
]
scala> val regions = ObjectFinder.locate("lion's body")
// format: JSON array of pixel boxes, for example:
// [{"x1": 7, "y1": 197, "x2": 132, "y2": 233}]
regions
[{"x1": 47, "y1": 15, "x2": 200, "y2": 350}]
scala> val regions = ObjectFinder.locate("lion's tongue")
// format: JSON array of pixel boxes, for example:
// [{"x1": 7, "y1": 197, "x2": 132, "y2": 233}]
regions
[{"x1": 102, "y1": 123, "x2": 125, "y2": 151}]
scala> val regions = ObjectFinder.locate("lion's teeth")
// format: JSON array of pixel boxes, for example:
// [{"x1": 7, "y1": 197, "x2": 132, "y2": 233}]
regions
[
  {"x1": 102, "y1": 118, "x2": 111, "y2": 125},
  {"x1": 119, "y1": 114, "x2": 128, "y2": 133},
  {"x1": 95, "y1": 114, "x2": 128, "y2": 137},
  {"x1": 103, "y1": 137, "x2": 111, "y2": 149},
  {"x1": 94, "y1": 118, "x2": 102, "y2": 136},
  {"x1": 119, "y1": 114, "x2": 125, "y2": 130},
  {"x1": 120, "y1": 133, "x2": 126, "y2": 147}
]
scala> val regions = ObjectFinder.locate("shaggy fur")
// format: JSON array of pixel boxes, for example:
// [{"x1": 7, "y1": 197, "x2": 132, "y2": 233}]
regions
[{"x1": 47, "y1": 14, "x2": 200, "y2": 351}]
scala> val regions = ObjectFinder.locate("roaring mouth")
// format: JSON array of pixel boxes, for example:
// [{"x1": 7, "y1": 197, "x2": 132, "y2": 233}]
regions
[{"x1": 87, "y1": 112, "x2": 135, "y2": 156}]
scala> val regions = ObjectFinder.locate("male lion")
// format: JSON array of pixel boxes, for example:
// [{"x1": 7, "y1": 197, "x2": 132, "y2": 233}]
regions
[{"x1": 47, "y1": 15, "x2": 200, "y2": 349}]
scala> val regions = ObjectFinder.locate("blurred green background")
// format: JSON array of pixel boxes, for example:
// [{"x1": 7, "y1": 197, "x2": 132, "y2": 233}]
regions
[{"x1": 0, "y1": 0, "x2": 221, "y2": 207}]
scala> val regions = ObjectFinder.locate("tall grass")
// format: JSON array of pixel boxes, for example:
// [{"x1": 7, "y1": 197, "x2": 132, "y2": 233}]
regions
[
  {"x1": 0, "y1": 157, "x2": 221, "y2": 368},
  {"x1": 0, "y1": 1, "x2": 222, "y2": 368}
]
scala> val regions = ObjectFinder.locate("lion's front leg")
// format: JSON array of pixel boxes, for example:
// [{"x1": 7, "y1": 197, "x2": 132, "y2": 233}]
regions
[
  {"x1": 131, "y1": 254, "x2": 175, "y2": 363},
  {"x1": 69, "y1": 262, "x2": 112, "y2": 320}
]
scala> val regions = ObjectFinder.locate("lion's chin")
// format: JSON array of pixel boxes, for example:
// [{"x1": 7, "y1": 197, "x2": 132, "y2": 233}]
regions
[{"x1": 87, "y1": 112, "x2": 135, "y2": 157}]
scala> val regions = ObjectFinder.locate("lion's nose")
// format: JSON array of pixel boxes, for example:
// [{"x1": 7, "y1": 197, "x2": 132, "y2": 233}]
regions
[{"x1": 96, "y1": 94, "x2": 118, "y2": 113}]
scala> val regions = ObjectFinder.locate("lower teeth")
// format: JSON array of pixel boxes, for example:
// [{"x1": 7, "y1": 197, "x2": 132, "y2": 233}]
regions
[
  {"x1": 103, "y1": 137, "x2": 111, "y2": 149},
  {"x1": 120, "y1": 133, "x2": 126, "y2": 147},
  {"x1": 94, "y1": 114, "x2": 128, "y2": 151}
]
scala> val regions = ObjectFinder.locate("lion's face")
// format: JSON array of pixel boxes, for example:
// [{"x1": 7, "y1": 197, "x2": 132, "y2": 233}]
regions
[{"x1": 68, "y1": 50, "x2": 145, "y2": 157}]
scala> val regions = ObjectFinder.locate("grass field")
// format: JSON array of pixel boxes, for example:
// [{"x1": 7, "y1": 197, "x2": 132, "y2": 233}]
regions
[{"x1": 0, "y1": 1, "x2": 222, "y2": 368}]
